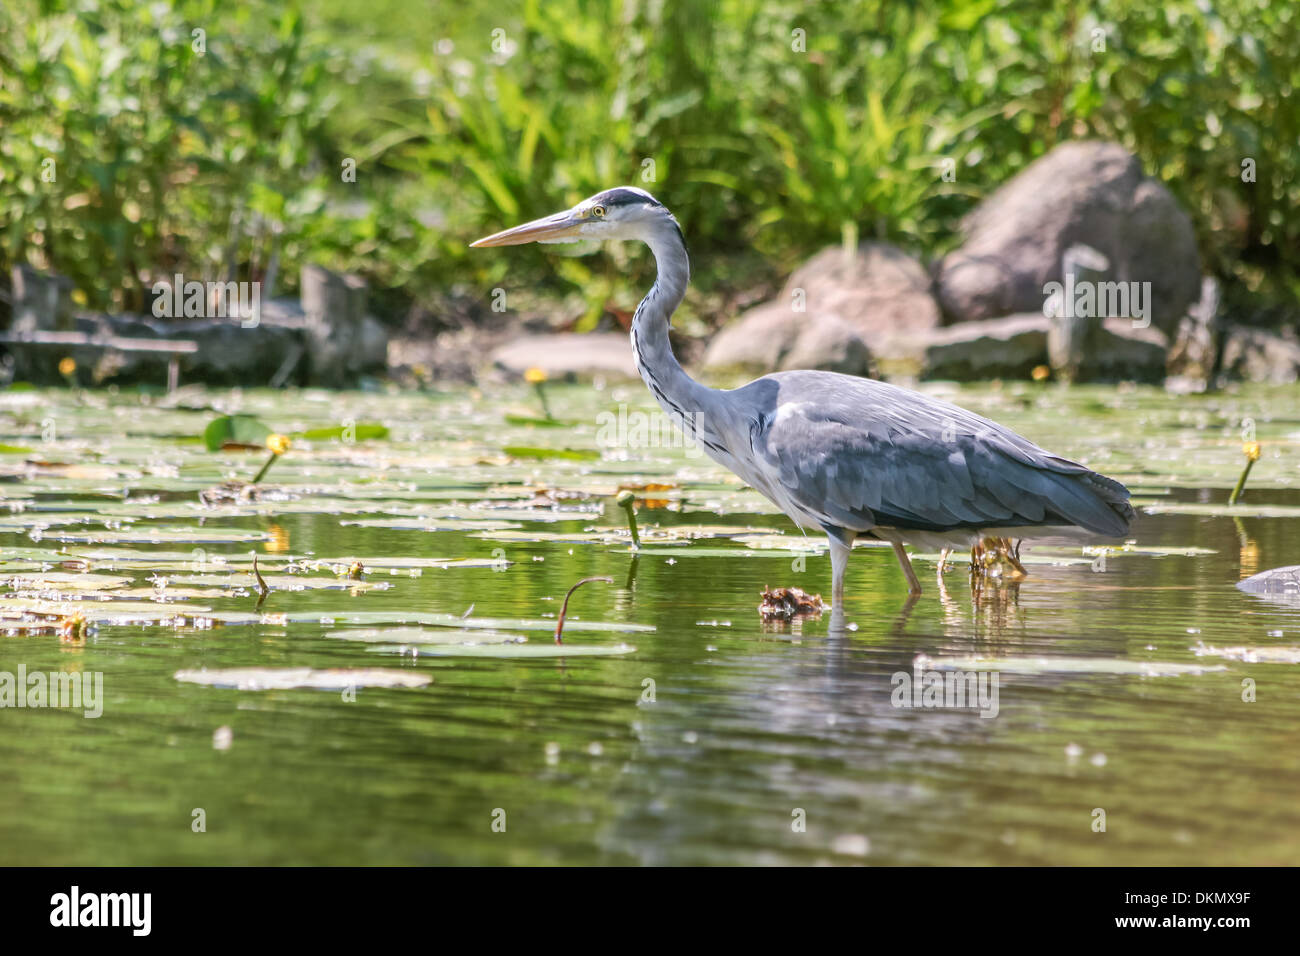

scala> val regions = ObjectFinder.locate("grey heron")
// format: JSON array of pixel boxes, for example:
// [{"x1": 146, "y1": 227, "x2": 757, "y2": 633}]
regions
[{"x1": 472, "y1": 187, "x2": 1135, "y2": 604}]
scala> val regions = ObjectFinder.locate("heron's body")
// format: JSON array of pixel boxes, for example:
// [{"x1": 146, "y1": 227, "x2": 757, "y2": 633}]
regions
[{"x1": 474, "y1": 187, "x2": 1135, "y2": 603}]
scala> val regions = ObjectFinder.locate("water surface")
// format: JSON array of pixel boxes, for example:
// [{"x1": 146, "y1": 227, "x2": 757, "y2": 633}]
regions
[{"x1": 1, "y1": 380, "x2": 1298, "y2": 864}]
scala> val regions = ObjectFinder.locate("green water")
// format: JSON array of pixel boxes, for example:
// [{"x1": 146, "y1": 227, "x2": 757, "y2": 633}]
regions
[{"x1": 1, "y1": 380, "x2": 1298, "y2": 865}]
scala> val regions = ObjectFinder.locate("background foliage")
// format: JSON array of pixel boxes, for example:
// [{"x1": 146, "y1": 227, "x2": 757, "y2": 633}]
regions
[{"x1": 1, "y1": 0, "x2": 1296, "y2": 329}]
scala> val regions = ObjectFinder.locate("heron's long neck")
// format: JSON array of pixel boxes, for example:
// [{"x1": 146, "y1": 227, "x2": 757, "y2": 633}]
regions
[{"x1": 631, "y1": 220, "x2": 713, "y2": 427}]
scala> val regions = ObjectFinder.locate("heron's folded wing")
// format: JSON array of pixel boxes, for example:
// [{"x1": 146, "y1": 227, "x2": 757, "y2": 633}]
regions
[{"x1": 753, "y1": 395, "x2": 1129, "y2": 535}]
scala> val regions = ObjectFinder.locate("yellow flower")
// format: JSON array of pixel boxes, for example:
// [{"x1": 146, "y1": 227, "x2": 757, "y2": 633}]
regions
[
  {"x1": 524, "y1": 367, "x2": 548, "y2": 385},
  {"x1": 1030, "y1": 364, "x2": 1050, "y2": 381},
  {"x1": 58, "y1": 357, "x2": 76, "y2": 376},
  {"x1": 266, "y1": 433, "x2": 292, "y2": 455},
  {"x1": 59, "y1": 611, "x2": 88, "y2": 645},
  {"x1": 1243, "y1": 441, "x2": 1261, "y2": 462}
]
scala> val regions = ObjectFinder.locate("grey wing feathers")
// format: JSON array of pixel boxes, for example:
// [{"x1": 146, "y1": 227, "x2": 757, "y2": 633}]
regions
[{"x1": 752, "y1": 373, "x2": 1134, "y2": 536}]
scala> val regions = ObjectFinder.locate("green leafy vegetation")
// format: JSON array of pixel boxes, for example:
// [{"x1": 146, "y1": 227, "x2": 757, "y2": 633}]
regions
[{"x1": 2, "y1": 0, "x2": 1296, "y2": 330}]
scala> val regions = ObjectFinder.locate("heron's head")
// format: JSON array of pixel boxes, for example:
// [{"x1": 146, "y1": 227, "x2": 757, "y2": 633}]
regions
[{"x1": 471, "y1": 186, "x2": 675, "y2": 248}]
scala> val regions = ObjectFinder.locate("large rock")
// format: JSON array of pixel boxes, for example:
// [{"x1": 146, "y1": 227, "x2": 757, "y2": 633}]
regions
[
  {"x1": 489, "y1": 332, "x2": 639, "y2": 381},
  {"x1": 1166, "y1": 277, "x2": 1222, "y2": 392},
  {"x1": 783, "y1": 241, "x2": 941, "y2": 343},
  {"x1": 781, "y1": 314, "x2": 874, "y2": 376},
  {"x1": 9, "y1": 265, "x2": 74, "y2": 333},
  {"x1": 300, "y1": 265, "x2": 366, "y2": 386},
  {"x1": 1218, "y1": 325, "x2": 1300, "y2": 384},
  {"x1": 702, "y1": 240, "x2": 933, "y2": 376},
  {"x1": 914, "y1": 314, "x2": 1050, "y2": 381},
  {"x1": 873, "y1": 312, "x2": 1165, "y2": 382},
  {"x1": 701, "y1": 302, "x2": 872, "y2": 377},
  {"x1": 352, "y1": 315, "x2": 390, "y2": 375},
  {"x1": 1085, "y1": 318, "x2": 1169, "y2": 383},
  {"x1": 937, "y1": 141, "x2": 1201, "y2": 336},
  {"x1": 701, "y1": 301, "x2": 799, "y2": 372}
]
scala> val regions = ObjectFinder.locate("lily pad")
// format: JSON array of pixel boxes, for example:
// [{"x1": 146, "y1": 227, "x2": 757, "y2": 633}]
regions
[
  {"x1": 367, "y1": 642, "x2": 636, "y2": 658},
  {"x1": 341, "y1": 518, "x2": 523, "y2": 532},
  {"x1": 203, "y1": 414, "x2": 272, "y2": 452},
  {"x1": 1192, "y1": 643, "x2": 1300, "y2": 664},
  {"x1": 3, "y1": 571, "x2": 131, "y2": 591},
  {"x1": 174, "y1": 667, "x2": 431, "y2": 690},
  {"x1": 293, "y1": 423, "x2": 389, "y2": 442},
  {"x1": 327, "y1": 627, "x2": 525, "y2": 645},
  {"x1": 502, "y1": 445, "x2": 601, "y2": 461},
  {"x1": 913, "y1": 653, "x2": 1227, "y2": 676},
  {"x1": 166, "y1": 573, "x2": 388, "y2": 592},
  {"x1": 1138, "y1": 501, "x2": 1300, "y2": 519}
]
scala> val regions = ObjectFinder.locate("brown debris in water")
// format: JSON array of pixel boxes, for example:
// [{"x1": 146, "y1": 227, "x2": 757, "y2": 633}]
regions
[
  {"x1": 199, "y1": 480, "x2": 257, "y2": 505},
  {"x1": 58, "y1": 611, "x2": 90, "y2": 645},
  {"x1": 758, "y1": 586, "x2": 828, "y2": 620}
]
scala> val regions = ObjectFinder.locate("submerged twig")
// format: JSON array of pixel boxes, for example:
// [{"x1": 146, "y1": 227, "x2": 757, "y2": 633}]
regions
[
  {"x1": 554, "y1": 576, "x2": 614, "y2": 644},
  {"x1": 253, "y1": 554, "x2": 270, "y2": 608}
]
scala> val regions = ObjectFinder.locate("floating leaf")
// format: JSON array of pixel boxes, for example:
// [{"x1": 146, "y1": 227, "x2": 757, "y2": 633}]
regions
[
  {"x1": 1138, "y1": 501, "x2": 1300, "y2": 519},
  {"x1": 504, "y1": 414, "x2": 570, "y2": 428},
  {"x1": 368, "y1": 642, "x2": 635, "y2": 658},
  {"x1": 1192, "y1": 643, "x2": 1300, "y2": 664},
  {"x1": 913, "y1": 653, "x2": 1226, "y2": 676},
  {"x1": 502, "y1": 445, "x2": 601, "y2": 461},
  {"x1": 203, "y1": 414, "x2": 272, "y2": 452},
  {"x1": 167, "y1": 573, "x2": 388, "y2": 592},
  {"x1": 39, "y1": 527, "x2": 271, "y2": 545},
  {"x1": 4, "y1": 571, "x2": 130, "y2": 591},
  {"x1": 293, "y1": 423, "x2": 389, "y2": 442},
  {"x1": 341, "y1": 517, "x2": 523, "y2": 532},
  {"x1": 327, "y1": 627, "x2": 524, "y2": 645},
  {"x1": 174, "y1": 667, "x2": 431, "y2": 690}
]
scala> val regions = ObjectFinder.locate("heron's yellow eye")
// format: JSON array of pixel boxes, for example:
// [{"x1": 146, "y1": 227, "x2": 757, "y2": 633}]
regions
[{"x1": 591, "y1": 205, "x2": 606, "y2": 218}]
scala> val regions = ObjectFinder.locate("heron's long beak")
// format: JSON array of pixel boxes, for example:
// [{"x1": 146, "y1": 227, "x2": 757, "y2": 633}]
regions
[{"x1": 470, "y1": 211, "x2": 582, "y2": 247}]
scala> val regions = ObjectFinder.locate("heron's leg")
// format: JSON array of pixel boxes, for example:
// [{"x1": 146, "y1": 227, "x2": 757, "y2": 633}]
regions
[
  {"x1": 891, "y1": 542, "x2": 922, "y2": 597},
  {"x1": 937, "y1": 547, "x2": 951, "y2": 575},
  {"x1": 826, "y1": 531, "x2": 852, "y2": 607}
]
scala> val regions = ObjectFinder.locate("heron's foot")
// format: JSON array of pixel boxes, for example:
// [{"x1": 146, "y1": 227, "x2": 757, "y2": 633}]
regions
[{"x1": 969, "y1": 537, "x2": 1027, "y2": 582}]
